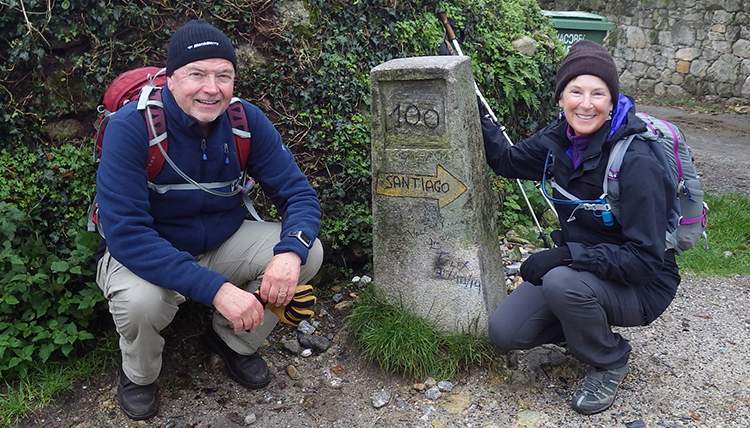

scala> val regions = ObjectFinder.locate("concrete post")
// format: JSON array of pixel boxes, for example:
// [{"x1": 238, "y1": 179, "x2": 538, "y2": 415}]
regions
[{"x1": 370, "y1": 56, "x2": 506, "y2": 336}]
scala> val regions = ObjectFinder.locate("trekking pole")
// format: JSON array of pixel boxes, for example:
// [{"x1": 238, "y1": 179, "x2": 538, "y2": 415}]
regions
[{"x1": 436, "y1": 11, "x2": 555, "y2": 248}]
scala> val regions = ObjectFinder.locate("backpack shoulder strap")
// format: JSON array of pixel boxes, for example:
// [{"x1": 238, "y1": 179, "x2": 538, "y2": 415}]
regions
[
  {"x1": 226, "y1": 98, "x2": 263, "y2": 222},
  {"x1": 227, "y1": 97, "x2": 251, "y2": 167},
  {"x1": 603, "y1": 134, "x2": 637, "y2": 220},
  {"x1": 138, "y1": 86, "x2": 168, "y2": 181}
]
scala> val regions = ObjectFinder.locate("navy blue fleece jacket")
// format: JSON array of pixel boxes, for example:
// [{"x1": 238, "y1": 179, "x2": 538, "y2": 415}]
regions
[{"x1": 96, "y1": 87, "x2": 321, "y2": 306}]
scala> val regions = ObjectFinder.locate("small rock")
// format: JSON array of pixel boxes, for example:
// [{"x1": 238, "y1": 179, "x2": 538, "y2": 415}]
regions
[
  {"x1": 332, "y1": 293, "x2": 345, "y2": 303},
  {"x1": 300, "y1": 348, "x2": 313, "y2": 357},
  {"x1": 437, "y1": 380, "x2": 453, "y2": 392},
  {"x1": 419, "y1": 405, "x2": 436, "y2": 420},
  {"x1": 424, "y1": 377, "x2": 437, "y2": 388},
  {"x1": 371, "y1": 390, "x2": 391, "y2": 408},
  {"x1": 509, "y1": 246, "x2": 523, "y2": 262},
  {"x1": 244, "y1": 413, "x2": 257, "y2": 425},
  {"x1": 504, "y1": 262, "x2": 522, "y2": 275},
  {"x1": 330, "y1": 365, "x2": 348, "y2": 375},
  {"x1": 286, "y1": 365, "x2": 302, "y2": 380},
  {"x1": 357, "y1": 275, "x2": 372, "y2": 287},
  {"x1": 298, "y1": 333, "x2": 331, "y2": 352},
  {"x1": 297, "y1": 320, "x2": 315, "y2": 335},
  {"x1": 281, "y1": 338, "x2": 301, "y2": 354},
  {"x1": 334, "y1": 300, "x2": 353, "y2": 311},
  {"x1": 412, "y1": 382, "x2": 426, "y2": 391},
  {"x1": 325, "y1": 376, "x2": 344, "y2": 389},
  {"x1": 425, "y1": 386, "x2": 441, "y2": 400},
  {"x1": 625, "y1": 421, "x2": 647, "y2": 428}
]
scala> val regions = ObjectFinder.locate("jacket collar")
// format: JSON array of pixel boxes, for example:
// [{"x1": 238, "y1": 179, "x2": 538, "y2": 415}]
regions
[{"x1": 161, "y1": 86, "x2": 228, "y2": 138}]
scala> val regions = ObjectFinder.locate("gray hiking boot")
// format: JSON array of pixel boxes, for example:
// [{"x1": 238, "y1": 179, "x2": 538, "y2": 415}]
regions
[{"x1": 570, "y1": 363, "x2": 628, "y2": 415}]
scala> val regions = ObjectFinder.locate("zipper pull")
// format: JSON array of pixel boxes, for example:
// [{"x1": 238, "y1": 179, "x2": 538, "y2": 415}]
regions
[
  {"x1": 224, "y1": 142, "x2": 230, "y2": 164},
  {"x1": 201, "y1": 140, "x2": 207, "y2": 161}
]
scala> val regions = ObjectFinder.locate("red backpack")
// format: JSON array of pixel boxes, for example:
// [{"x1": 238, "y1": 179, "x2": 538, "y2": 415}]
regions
[{"x1": 88, "y1": 66, "x2": 255, "y2": 235}]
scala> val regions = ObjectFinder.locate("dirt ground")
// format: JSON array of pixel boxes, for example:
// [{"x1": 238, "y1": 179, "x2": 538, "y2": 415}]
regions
[{"x1": 15, "y1": 102, "x2": 750, "y2": 428}]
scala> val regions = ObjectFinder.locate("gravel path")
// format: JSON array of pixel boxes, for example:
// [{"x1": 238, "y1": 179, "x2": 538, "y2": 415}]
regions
[{"x1": 22, "y1": 275, "x2": 749, "y2": 428}]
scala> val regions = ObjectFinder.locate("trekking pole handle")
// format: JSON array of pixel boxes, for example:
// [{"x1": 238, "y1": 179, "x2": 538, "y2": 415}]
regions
[
  {"x1": 436, "y1": 11, "x2": 465, "y2": 56},
  {"x1": 436, "y1": 11, "x2": 457, "y2": 44},
  {"x1": 436, "y1": 11, "x2": 499, "y2": 125}
]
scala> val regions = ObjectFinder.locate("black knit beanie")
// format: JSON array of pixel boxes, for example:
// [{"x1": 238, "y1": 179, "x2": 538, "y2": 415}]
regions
[
  {"x1": 166, "y1": 19, "x2": 237, "y2": 75},
  {"x1": 555, "y1": 40, "x2": 619, "y2": 102}
]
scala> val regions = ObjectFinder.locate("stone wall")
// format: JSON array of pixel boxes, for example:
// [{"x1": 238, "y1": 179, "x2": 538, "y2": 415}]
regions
[{"x1": 538, "y1": 0, "x2": 750, "y2": 106}]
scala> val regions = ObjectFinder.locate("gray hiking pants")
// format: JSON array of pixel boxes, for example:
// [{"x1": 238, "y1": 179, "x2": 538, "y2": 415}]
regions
[
  {"x1": 96, "y1": 220, "x2": 324, "y2": 386},
  {"x1": 488, "y1": 266, "x2": 647, "y2": 370}
]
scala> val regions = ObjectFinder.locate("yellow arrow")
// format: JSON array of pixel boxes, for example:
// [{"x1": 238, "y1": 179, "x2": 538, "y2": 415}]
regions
[{"x1": 375, "y1": 164, "x2": 467, "y2": 208}]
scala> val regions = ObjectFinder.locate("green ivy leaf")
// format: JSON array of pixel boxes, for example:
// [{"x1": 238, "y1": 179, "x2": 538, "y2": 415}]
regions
[
  {"x1": 3, "y1": 295, "x2": 20, "y2": 305},
  {"x1": 38, "y1": 342, "x2": 55, "y2": 362},
  {"x1": 50, "y1": 260, "x2": 69, "y2": 272}
]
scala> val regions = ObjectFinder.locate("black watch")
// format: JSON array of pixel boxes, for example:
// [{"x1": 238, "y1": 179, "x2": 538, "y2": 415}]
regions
[{"x1": 286, "y1": 230, "x2": 312, "y2": 249}]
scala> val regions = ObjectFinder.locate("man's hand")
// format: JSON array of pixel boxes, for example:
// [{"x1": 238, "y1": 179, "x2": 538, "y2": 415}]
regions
[
  {"x1": 259, "y1": 252, "x2": 302, "y2": 307},
  {"x1": 253, "y1": 284, "x2": 318, "y2": 326},
  {"x1": 212, "y1": 282, "x2": 265, "y2": 332}
]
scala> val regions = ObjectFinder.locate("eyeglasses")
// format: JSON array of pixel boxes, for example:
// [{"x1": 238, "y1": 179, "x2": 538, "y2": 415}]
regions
[{"x1": 180, "y1": 68, "x2": 235, "y2": 85}]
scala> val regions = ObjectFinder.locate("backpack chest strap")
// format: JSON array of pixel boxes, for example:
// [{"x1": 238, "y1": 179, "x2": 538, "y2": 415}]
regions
[{"x1": 146, "y1": 178, "x2": 242, "y2": 195}]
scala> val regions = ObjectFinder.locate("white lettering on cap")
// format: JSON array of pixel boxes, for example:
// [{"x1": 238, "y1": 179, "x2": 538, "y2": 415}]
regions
[{"x1": 187, "y1": 41, "x2": 220, "y2": 49}]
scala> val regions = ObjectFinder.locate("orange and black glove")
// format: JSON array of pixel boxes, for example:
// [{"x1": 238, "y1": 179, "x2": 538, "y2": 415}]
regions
[{"x1": 253, "y1": 284, "x2": 317, "y2": 326}]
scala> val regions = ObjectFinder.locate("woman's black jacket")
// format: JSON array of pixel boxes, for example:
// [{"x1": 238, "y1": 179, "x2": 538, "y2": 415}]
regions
[{"x1": 480, "y1": 101, "x2": 680, "y2": 324}]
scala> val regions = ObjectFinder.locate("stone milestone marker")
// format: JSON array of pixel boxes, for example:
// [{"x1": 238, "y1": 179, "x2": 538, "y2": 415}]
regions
[{"x1": 370, "y1": 56, "x2": 506, "y2": 336}]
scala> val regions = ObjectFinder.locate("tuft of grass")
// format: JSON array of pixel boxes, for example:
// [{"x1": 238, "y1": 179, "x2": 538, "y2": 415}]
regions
[
  {"x1": 677, "y1": 192, "x2": 750, "y2": 276},
  {"x1": 347, "y1": 287, "x2": 502, "y2": 381},
  {"x1": 0, "y1": 340, "x2": 118, "y2": 428}
]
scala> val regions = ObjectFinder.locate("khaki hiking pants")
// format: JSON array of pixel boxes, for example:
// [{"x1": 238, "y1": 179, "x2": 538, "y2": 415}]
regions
[{"x1": 96, "y1": 220, "x2": 324, "y2": 386}]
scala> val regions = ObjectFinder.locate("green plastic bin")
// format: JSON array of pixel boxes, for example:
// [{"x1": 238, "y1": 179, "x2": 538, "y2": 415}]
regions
[{"x1": 543, "y1": 10, "x2": 614, "y2": 50}]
